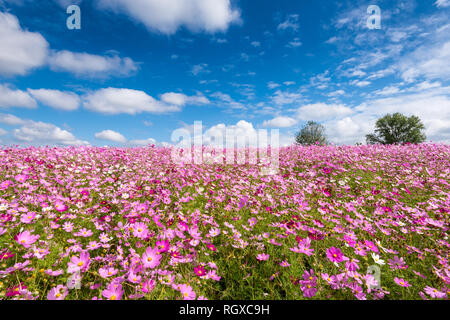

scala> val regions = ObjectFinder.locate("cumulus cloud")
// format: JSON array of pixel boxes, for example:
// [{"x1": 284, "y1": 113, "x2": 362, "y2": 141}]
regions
[
  {"x1": 96, "y1": 0, "x2": 241, "y2": 34},
  {"x1": 83, "y1": 88, "x2": 180, "y2": 115},
  {"x1": 94, "y1": 129, "x2": 157, "y2": 146},
  {"x1": 48, "y1": 50, "x2": 138, "y2": 77},
  {"x1": 28, "y1": 89, "x2": 80, "y2": 111},
  {"x1": 5, "y1": 114, "x2": 89, "y2": 146},
  {"x1": 296, "y1": 103, "x2": 354, "y2": 121},
  {"x1": 0, "y1": 11, "x2": 49, "y2": 76},
  {"x1": 94, "y1": 129, "x2": 127, "y2": 143},
  {"x1": 263, "y1": 116, "x2": 297, "y2": 128},
  {"x1": 0, "y1": 84, "x2": 37, "y2": 109}
]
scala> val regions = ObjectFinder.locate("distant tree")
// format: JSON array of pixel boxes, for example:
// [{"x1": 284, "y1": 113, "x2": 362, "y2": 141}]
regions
[
  {"x1": 295, "y1": 121, "x2": 328, "y2": 146},
  {"x1": 366, "y1": 113, "x2": 426, "y2": 145}
]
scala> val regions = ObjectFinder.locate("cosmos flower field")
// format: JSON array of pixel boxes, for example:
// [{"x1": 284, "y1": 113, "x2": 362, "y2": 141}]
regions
[{"x1": 0, "y1": 144, "x2": 449, "y2": 300}]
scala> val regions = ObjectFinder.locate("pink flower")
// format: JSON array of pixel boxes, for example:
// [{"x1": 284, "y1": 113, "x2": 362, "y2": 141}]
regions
[
  {"x1": 179, "y1": 284, "x2": 196, "y2": 300},
  {"x1": 194, "y1": 265, "x2": 207, "y2": 277},
  {"x1": 67, "y1": 251, "x2": 90, "y2": 273},
  {"x1": 132, "y1": 222, "x2": 149, "y2": 239},
  {"x1": 102, "y1": 282, "x2": 123, "y2": 300},
  {"x1": 424, "y1": 286, "x2": 446, "y2": 299},
  {"x1": 15, "y1": 230, "x2": 39, "y2": 248},
  {"x1": 256, "y1": 253, "x2": 269, "y2": 261},
  {"x1": 20, "y1": 212, "x2": 36, "y2": 224},
  {"x1": 99, "y1": 266, "x2": 118, "y2": 279},
  {"x1": 47, "y1": 285, "x2": 68, "y2": 300},
  {"x1": 364, "y1": 240, "x2": 379, "y2": 253},
  {"x1": 54, "y1": 201, "x2": 68, "y2": 212},
  {"x1": 14, "y1": 174, "x2": 28, "y2": 183},
  {"x1": 141, "y1": 278, "x2": 155, "y2": 294},
  {"x1": 155, "y1": 239, "x2": 170, "y2": 253},
  {"x1": 142, "y1": 246, "x2": 162, "y2": 269},
  {"x1": 394, "y1": 277, "x2": 411, "y2": 287},
  {"x1": 326, "y1": 247, "x2": 344, "y2": 263}
]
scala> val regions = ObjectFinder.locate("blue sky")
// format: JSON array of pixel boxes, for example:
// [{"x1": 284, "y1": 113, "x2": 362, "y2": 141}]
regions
[{"x1": 0, "y1": 0, "x2": 449, "y2": 147}]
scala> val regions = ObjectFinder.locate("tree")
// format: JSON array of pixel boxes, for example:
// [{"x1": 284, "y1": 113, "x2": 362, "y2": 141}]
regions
[
  {"x1": 366, "y1": 113, "x2": 426, "y2": 145},
  {"x1": 295, "y1": 121, "x2": 328, "y2": 146}
]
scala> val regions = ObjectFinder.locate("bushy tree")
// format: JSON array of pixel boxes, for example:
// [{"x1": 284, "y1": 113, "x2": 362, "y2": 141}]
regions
[
  {"x1": 366, "y1": 113, "x2": 426, "y2": 145},
  {"x1": 295, "y1": 121, "x2": 328, "y2": 146}
]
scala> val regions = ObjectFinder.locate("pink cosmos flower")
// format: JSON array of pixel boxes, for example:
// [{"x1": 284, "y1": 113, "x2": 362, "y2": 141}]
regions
[
  {"x1": 54, "y1": 201, "x2": 68, "y2": 212},
  {"x1": 141, "y1": 278, "x2": 155, "y2": 294},
  {"x1": 14, "y1": 174, "x2": 28, "y2": 183},
  {"x1": 179, "y1": 284, "x2": 196, "y2": 300},
  {"x1": 47, "y1": 285, "x2": 68, "y2": 300},
  {"x1": 155, "y1": 239, "x2": 170, "y2": 253},
  {"x1": 132, "y1": 222, "x2": 149, "y2": 239},
  {"x1": 0, "y1": 251, "x2": 14, "y2": 260},
  {"x1": 99, "y1": 266, "x2": 118, "y2": 279},
  {"x1": 67, "y1": 251, "x2": 90, "y2": 273},
  {"x1": 20, "y1": 212, "x2": 36, "y2": 224},
  {"x1": 128, "y1": 270, "x2": 142, "y2": 284},
  {"x1": 142, "y1": 246, "x2": 162, "y2": 269},
  {"x1": 394, "y1": 277, "x2": 411, "y2": 287},
  {"x1": 364, "y1": 240, "x2": 379, "y2": 253},
  {"x1": 15, "y1": 230, "x2": 39, "y2": 248},
  {"x1": 102, "y1": 282, "x2": 123, "y2": 300},
  {"x1": 326, "y1": 247, "x2": 344, "y2": 263},
  {"x1": 424, "y1": 286, "x2": 446, "y2": 299},
  {"x1": 194, "y1": 265, "x2": 207, "y2": 277},
  {"x1": 256, "y1": 253, "x2": 269, "y2": 261}
]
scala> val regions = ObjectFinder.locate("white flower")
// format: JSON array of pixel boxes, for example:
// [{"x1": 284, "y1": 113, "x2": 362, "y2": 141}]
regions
[
  {"x1": 371, "y1": 253, "x2": 385, "y2": 265},
  {"x1": 0, "y1": 204, "x2": 8, "y2": 211}
]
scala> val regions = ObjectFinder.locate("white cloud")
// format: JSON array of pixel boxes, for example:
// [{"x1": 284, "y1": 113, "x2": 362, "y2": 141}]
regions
[
  {"x1": 326, "y1": 86, "x2": 450, "y2": 144},
  {"x1": 0, "y1": 12, "x2": 48, "y2": 76},
  {"x1": 95, "y1": 130, "x2": 127, "y2": 143},
  {"x1": 160, "y1": 92, "x2": 209, "y2": 106},
  {"x1": 0, "y1": 113, "x2": 25, "y2": 125},
  {"x1": 277, "y1": 14, "x2": 299, "y2": 32},
  {"x1": 250, "y1": 41, "x2": 260, "y2": 47},
  {"x1": 263, "y1": 116, "x2": 297, "y2": 128},
  {"x1": 287, "y1": 38, "x2": 302, "y2": 48},
  {"x1": 191, "y1": 63, "x2": 210, "y2": 76},
  {"x1": 0, "y1": 84, "x2": 37, "y2": 109},
  {"x1": 399, "y1": 40, "x2": 450, "y2": 82},
  {"x1": 96, "y1": 0, "x2": 241, "y2": 35},
  {"x1": 210, "y1": 92, "x2": 245, "y2": 110},
  {"x1": 83, "y1": 88, "x2": 180, "y2": 115},
  {"x1": 12, "y1": 119, "x2": 89, "y2": 146},
  {"x1": 350, "y1": 80, "x2": 371, "y2": 87},
  {"x1": 0, "y1": 128, "x2": 7, "y2": 136},
  {"x1": 48, "y1": 50, "x2": 138, "y2": 77},
  {"x1": 129, "y1": 137, "x2": 157, "y2": 146},
  {"x1": 271, "y1": 90, "x2": 303, "y2": 106},
  {"x1": 327, "y1": 90, "x2": 345, "y2": 97},
  {"x1": 435, "y1": 0, "x2": 450, "y2": 8},
  {"x1": 28, "y1": 89, "x2": 80, "y2": 111},
  {"x1": 296, "y1": 103, "x2": 354, "y2": 121},
  {"x1": 267, "y1": 82, "x2": 281, "y2": 89}
]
